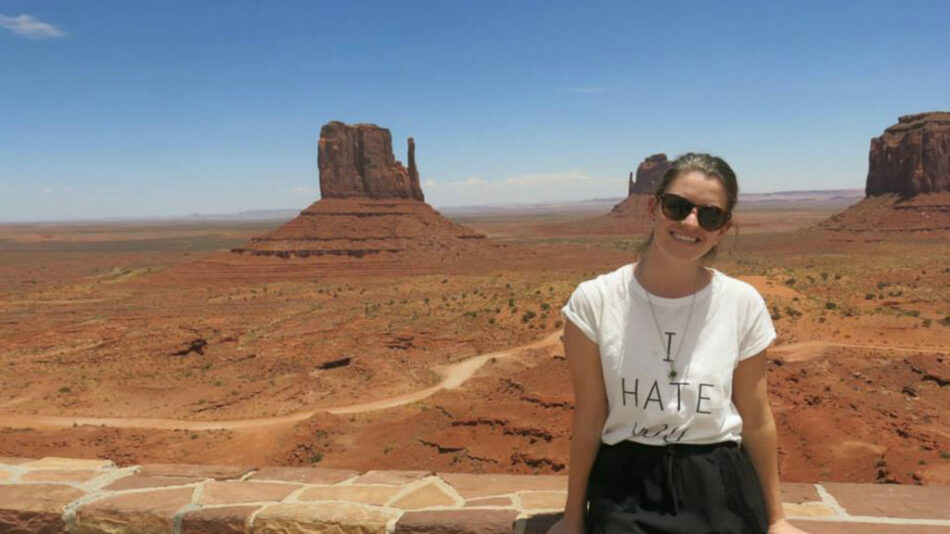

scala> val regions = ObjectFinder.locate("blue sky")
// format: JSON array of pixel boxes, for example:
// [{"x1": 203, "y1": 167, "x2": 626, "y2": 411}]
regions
[{"x1": 2, "y1": 1, "x2": 948, "y2": 221}]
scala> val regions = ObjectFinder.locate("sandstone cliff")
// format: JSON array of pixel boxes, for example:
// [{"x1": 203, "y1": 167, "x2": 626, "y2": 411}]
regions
[
  {"x1": 820, "y1": 112, "x2": 950, "y2": 232},
  {"x1": 867, "y1": 112, "x2": 950, "y2": 197},
  {"x1": 231, "y1": 122, "x2": 501, "y2": 265},
  {"x1": 628, "y1": 153, "x2": 671, "y2": 196},
  {"x1": 318, "y1": 122, "x2": 425, "y2": 201}
]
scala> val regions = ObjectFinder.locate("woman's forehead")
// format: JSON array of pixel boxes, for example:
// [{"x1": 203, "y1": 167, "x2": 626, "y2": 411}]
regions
[{"x1": 666, "y1": 171, "x2": 728, "y2": 207}]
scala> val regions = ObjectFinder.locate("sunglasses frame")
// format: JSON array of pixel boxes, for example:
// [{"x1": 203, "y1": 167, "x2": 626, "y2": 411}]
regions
[{"x1": 656, "y1": 193, "x2": 731, "y2": 231}]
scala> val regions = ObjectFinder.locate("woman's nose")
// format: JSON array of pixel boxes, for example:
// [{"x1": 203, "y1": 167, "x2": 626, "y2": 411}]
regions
[{"x1": 681, "y1": 207, "x2": 702, "y2": 229}]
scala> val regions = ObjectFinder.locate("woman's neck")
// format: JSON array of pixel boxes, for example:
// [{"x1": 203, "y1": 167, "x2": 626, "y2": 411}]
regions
[{"x1": 635, "y1": 251, "x2": 708, "y2": 298}]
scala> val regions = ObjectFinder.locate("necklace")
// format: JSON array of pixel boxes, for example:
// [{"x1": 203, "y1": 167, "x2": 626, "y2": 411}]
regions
[{"x1": 638, "y1": 264, "x2": 700, "y2": 380}]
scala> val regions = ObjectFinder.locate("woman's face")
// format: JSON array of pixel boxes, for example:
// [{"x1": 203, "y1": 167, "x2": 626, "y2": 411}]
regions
[{"x1": 647, "y1": 170, "x2": 732, "y2": 264}]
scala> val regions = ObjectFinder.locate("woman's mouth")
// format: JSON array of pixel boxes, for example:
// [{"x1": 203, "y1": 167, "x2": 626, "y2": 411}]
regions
[{"x1": 670, "y1": 230, "x2": 700, "y2": 243}]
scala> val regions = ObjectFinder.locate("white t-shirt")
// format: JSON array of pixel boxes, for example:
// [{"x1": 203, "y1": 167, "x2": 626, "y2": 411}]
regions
[{"x1": 561, "y1": 263, "x2": 776, "y2": 446}]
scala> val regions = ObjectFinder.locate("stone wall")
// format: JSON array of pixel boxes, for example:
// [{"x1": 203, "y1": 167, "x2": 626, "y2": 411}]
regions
[{"x1": 1, "y1": 456, "x2": 949, "y2": 533}]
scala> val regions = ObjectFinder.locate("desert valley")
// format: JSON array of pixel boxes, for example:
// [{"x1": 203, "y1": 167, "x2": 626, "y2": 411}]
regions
[{"x1": 1, "y1": 114, "x2": 948, "y2": 488}]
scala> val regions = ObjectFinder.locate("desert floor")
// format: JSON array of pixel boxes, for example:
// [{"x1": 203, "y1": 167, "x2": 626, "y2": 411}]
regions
[{"x1": 0, "y1": 201, "x2": 947, "y2": 486}]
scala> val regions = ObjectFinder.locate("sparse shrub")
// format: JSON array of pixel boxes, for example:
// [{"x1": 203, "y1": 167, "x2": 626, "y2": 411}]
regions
[
  {"x1": 865, "y1": 293, "x2": 874, "y2": 300},
  {"x1": 508, "y1": 298, "x2": 515, "y2": 308},
  {"x1": 821, "y1": 272, "x2": 829, "y2": 281},
  {"x1": 310, "y1": 452, "x2": 323, "y2": 463},
  {"x1": 940, "y1": 316, "x2": 950, "y2": 327},
  {"x1": 825, "y1": 302, "x2": 837, "y2": 310},
  {"x1": 784, "y1": 278, "x2": 796, "y2": 286},
  {"x1": 922, "y1": 319, "x2": 932, "y2": 328},
  {"x1": 877, "y1": 281, "x2": 888, "y2": 289},
  {"x1": 58, "y1": 386, "x2": 71, "y2": 394},
  {"x1": 488, "y1": 318, "x2": 496, "y2": 325},
  {"x1": 540, "y1": 303, "x2": 551, "y2": 311},
  {"x1": 521, "y1": 310, "x2": 537, "y2": 323}
]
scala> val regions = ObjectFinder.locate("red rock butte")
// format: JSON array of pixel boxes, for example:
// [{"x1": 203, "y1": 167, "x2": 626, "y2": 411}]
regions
[
  {"x1": 231, "y1": 122, "x2": 495, "y2": 265},
  {"x1": 821, "y1": 112, "x2": 950, "y2": 232},
  {"x1": 610, "y1": 153, "x2": 671, "y2": 219}
]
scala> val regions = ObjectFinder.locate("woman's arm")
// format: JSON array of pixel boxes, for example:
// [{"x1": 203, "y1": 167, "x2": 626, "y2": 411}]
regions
[
  {"x1": 733, "y1": 350, "x2": 809, "y2": 534},
  {"x1": 547, "y1": 320, "x2": 608, "y2": 534}
]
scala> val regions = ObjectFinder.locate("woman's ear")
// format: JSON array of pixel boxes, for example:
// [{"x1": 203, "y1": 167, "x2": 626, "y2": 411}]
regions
[{"x1": 646, "y1": 195, "x2": 657, "y2": 221}]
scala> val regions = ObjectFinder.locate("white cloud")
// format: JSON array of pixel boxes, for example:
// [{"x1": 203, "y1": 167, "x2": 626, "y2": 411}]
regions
[
  {"x1": 423, "y1": 170, "x2": 623, "y2": 208},
  {"x1": 425, "y1": 176, "x2": 486, "y2": 188},
  {"x1": 0, "y1": 14, "x2": 66, "y2": 39},
  {"x1": 41, "y1": 186, "x2": 55, "y2": 194},
  {"x1": 294, "y1": 187, "x2": 317, "y2": 194},
  {"x1": 504, "y1": 169, "x2": 591, "y2": 186}
]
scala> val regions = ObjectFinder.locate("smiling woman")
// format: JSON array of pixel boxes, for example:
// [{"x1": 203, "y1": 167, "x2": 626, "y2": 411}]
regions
[{"x1": 549, "y1": 154, "x2": 809, "y2": 534}]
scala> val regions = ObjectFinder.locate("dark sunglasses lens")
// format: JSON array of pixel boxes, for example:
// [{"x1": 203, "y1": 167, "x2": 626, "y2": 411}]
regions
[
  {"x1": 661, "y1": 195, "x2": 692, "y2": 220},
  {"x1": 698, "y1": 207, "x2": 727, "y2": 230}
]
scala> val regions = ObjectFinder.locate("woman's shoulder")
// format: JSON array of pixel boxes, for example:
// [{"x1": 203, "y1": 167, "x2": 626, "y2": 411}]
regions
[
  {"x1": 710, "y1": 269, "x2": 769, "y2": 307},
  {"x1": 577, "y1": 263, "x2": 633, "y2": 293}
]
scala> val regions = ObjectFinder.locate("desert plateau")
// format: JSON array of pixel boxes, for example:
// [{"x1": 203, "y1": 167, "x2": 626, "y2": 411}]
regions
[{"x1": 1, "y1": 116, "x2": 949, "y2": 490}]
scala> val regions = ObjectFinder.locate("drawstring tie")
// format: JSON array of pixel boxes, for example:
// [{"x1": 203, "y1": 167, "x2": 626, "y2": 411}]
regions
[{"x1": 663, "y1": 445, "x2": 682, "y2": 514}]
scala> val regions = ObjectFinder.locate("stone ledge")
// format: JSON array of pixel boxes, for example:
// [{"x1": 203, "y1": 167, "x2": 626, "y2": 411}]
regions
[{"x1": 0, "y1": 456, "x2": 948, "y2": 533}]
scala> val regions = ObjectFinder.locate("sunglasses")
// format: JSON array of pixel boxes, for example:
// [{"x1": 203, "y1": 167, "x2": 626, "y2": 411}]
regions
[{"x1": 657, "y1": 193, "x2": 731, "y2": 231}]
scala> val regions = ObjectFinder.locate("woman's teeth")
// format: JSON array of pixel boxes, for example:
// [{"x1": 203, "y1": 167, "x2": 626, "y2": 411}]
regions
[{"x1": 671, "y1": 231, "x2": 700, "y2": 243}]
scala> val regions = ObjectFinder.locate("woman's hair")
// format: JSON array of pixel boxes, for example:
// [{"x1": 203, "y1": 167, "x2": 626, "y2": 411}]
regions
[{"x1": 636, "y1": 152, "x2": 739, "y2": 263}]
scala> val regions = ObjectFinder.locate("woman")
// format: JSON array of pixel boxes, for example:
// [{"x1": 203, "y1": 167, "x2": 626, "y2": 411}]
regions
[{"x1": 548, "y1": 153, "x2": 808, "y2": 534}]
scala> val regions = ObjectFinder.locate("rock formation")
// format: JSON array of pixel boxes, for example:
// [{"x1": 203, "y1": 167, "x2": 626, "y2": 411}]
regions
[
  {"x1": 318, "y1": 122, "x2": 425, "y2": 201},
  {"x1": 820, "y1": 112, "x2": 950, "y2": 232},
  {"x1": 866, "y1": 112, "x2": 950, "y2": 197},
  {"x1": 231, "y1": 121, "x2": 497, "y2": 266},
  {"x1": 628, "y1": 153, "x2": 671, "y2": 196},
  {"x1": 610, "y1": 153, "x2": 671, "y2": 219}
]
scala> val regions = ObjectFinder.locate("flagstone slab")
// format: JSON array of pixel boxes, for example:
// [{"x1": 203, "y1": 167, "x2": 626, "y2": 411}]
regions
[
  {"x1": 181, "y1": 505, "x2": 259, "y2": 534},
  {"x1": 519, "y1": 491, "x2": 566, "y2": 510},
  {"x1": 138, "y1": 463, "x2": 254, "y2": 480},
  {"x1": 104, "y1": 475, "x2": 205, "y2": 491},
  {"x1": 249, "y1": 466, "x2": 359, "y2": 484},
  {"x1": 463, "y1": 496, "x2": 514, "y2": 508},
  {"x1": 395, "y1": 509, "x2": 519, "y2": 533},
  {"x1": 21, "y1": 469, "x2": 102, "y2": 483},
  {"x1": 0, "y1": 509, "x2": 68, "y2": 534},
  {"x1": 438, "y1": 473, "x2": 566, "y2": 499},
  {"x1": 74, "y1": 486, "x2": 194, "y2": 534},
  {"x1": 353, "y1": 470, "x2": 431, "y2": 485},
  {"x1": 199, "y1": 480, "x2": 301, "y2": 505},
  {"x1": 392, "y1": 482, "x2": 459, "y2": 510},
  {"x1": 0, "y1": 484, "x2": 85, "y2": 534},
  {"x1": 0, "y1": 483, "x2": 84, "y2": 510},
  {"x1": 792, "y1": 521, "x2": 950, "y2": 534},
  {"x1": 22, "y1": 457, "x2": 113, "y2": 470},
  {"x1": 780, "y1": 482, "x2": 820, "y2": 503},
  {"x1": 782, "y1": 502, "x2": 836, "y2": 517},
  {"x1": 253, "y1": 502, "x2": 396, "y2": 534},
  {"x1": 298, "y1": 485, "x2": 403, "y2": 506},
  {"x1": 0, "y1": 457, "x2": 33, "y2": 466},
  {"x1": 821, "y1": 482, "x2": 950, "y2": 520}
]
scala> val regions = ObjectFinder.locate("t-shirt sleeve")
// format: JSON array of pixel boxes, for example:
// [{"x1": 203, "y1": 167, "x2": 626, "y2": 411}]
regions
[
  {"x1": 738, "y1": 289, "x2": 777, "y2": 360},
  {"x1": 560, "y1": 281, "x2": 601, "y2": 343}
]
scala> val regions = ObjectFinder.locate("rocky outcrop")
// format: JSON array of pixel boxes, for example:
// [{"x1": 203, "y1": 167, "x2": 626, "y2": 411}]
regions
[
  {"x1": 231, "y1": 122, "x2": 502, "y2": 265},
  {"x1": 820, "y1": 112, "x2": 950, "y2": 232},
  {"x1": 318, "y1": 122, "x2": 424, "y2": 201},
  {"x1": 867, "y1": 112, "x2": 950, "y2": 197},
  {"x1": 606, "y1": 154, "x2": 671, "y2": 221},
  {"x1": 628, "y1": 153, "x2": 671, "y2": 195}
]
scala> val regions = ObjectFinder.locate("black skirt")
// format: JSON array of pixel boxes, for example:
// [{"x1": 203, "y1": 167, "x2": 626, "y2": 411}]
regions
[{"x1": 586, "y1": 440, "x2": 768, "y2": 534}]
